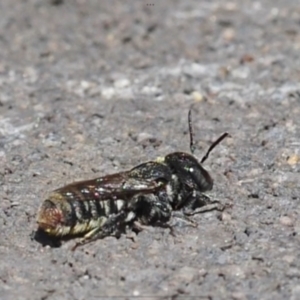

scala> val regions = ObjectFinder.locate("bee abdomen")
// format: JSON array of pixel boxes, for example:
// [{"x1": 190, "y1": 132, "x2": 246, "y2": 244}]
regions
[
  {"x1": 67, "y1": 198, "x2": 127, "y2": 236},
  {"x1": 69, "y1": 197, "x2": 126, "y2": 220},
  {"x1": 100, "y1": 199, "x2": 126, "y2": 217}
]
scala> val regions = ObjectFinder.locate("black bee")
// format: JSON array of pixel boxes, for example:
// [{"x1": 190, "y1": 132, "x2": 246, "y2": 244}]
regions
[{"x1": 36, "y1": 109, "x2": 228, "y2": 250}]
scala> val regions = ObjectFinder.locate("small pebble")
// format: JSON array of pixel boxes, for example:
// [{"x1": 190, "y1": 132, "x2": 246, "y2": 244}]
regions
[
  {"x1": 191, "y1": 91, "x2": 204, "y2": 102},
  {"x1": 280, "y1": 216, "x2": 294, "y2": 227},
  {"x1": 287, "y1": 154, "x2": 300, "y2": 165}
]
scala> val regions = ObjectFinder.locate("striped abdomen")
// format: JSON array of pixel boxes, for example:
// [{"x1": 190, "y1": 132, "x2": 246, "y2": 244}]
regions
[{"x1": 37, "y1": 187, "x2": 127, "y2": 237}]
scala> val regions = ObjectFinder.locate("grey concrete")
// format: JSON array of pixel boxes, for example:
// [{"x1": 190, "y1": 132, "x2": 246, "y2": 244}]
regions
[{"x1": 0, "y1": 0, "x2": 299, "y2": 299}]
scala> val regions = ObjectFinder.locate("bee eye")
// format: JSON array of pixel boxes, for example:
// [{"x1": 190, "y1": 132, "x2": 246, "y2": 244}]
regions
[{"x1": 183, "y1": 166, "x2": 194, "y2": 173}]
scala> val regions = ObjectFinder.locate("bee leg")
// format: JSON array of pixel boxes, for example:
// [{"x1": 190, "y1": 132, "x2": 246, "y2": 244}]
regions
[
  {"x1": 148, "y1": 200, "x2": 175, "y2": 235},
  {"x1": 130, "y1": 195, "x2": 175, "y2": 235},
  {"x1": 130, "y1": 220, "x2": 176, "y2": 238},
  {"x1": 141, "y1": 199, "x2": 172, "y2": 225},
  {"x1": 72, "y1": 212, "x2": 127, "y2": 251},
  {"x1": 71, "y1": 226, "x2": 105, "y2": 251},
  {"x1": 182, "y1": 192, "x2": 224, "y2": 216},
  {"x1": 158, "y1": 222, "x2": 177, "y2": 237},
  {"x1": 132, "y1": 220, "x2": 151, "y2": 232},
  {"x1": 171, "y1": 211, "x2": 198, "y2": 227}
]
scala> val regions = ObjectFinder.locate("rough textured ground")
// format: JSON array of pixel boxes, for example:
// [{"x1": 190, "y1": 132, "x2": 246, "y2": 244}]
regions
[{"x1": 0, "y1": 0, "x2": 300, "y2": 299}]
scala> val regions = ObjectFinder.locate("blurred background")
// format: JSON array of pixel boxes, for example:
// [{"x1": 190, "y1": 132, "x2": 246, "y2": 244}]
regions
[{"x1": 0, "y1": 1, "x2": 299, "y2": 299}]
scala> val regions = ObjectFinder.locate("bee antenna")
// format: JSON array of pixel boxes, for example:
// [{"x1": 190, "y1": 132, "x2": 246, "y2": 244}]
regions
[
  {"x1": 188, "y1": 108, "x2": 196, "y2": 154},
  {"x1": 200, "y1": 132, "x2": 229, "y2": 164}
]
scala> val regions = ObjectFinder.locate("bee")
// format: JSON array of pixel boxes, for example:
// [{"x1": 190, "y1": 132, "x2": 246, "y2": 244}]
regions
[{"x1": 36, "y1": 109, "x2": 229, "y2": 250}]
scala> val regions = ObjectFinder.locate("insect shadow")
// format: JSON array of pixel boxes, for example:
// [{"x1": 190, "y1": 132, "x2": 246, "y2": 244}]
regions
[
  {"x1": 32, "y1": 229, "x2": 63, "y2": 248},
  {"x1": 32, "y1": 229, "x2": 99, "y2": 248}
]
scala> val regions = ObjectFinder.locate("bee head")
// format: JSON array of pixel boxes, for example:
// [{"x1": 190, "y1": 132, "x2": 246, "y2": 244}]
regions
[
  {"x1": 164, "y1": 109, "x2": 229, "y2": 192},
  {"x1": 165, "y1": 152, "x2": 213, "y2": 192}
]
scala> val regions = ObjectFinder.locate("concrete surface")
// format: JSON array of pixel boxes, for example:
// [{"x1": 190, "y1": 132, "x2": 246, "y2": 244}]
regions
[{"x1": 0, "y1": 0, "x2": 300, "y2": 299}]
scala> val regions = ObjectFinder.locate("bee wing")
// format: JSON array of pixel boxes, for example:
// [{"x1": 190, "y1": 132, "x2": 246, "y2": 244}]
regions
[
  {"x1": 55, "y1": 165, "x2": 169, "y2": 201},
  {"x1": 129, "y1": 161, "x2": 172, "y2": 182},
  {"x1": 88, "y1": 161, "x2": 172, "y2": 195},
  {"x1": 95, "y1": 170, "x2": 164, "y2": 194}
]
